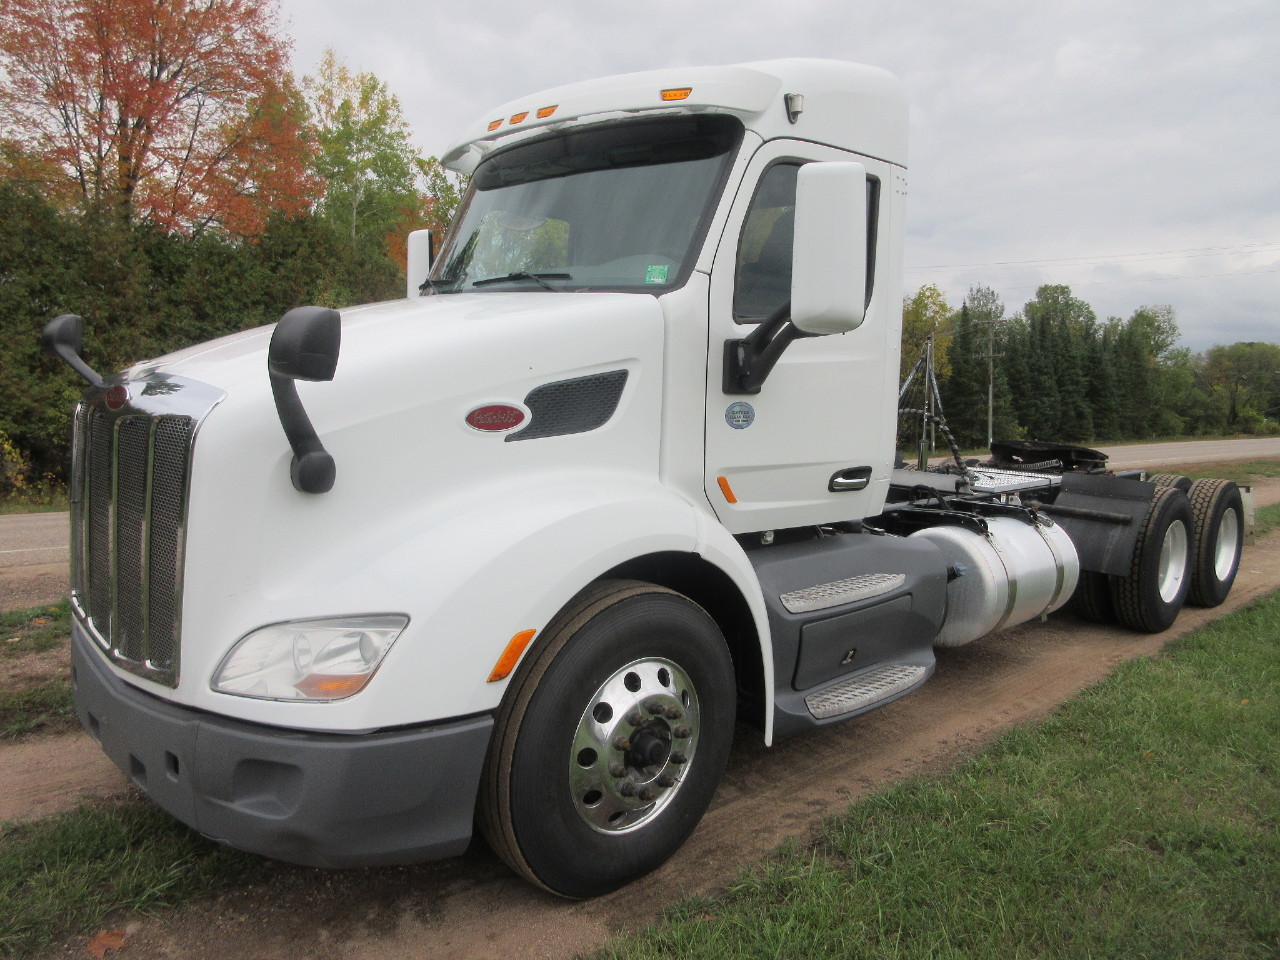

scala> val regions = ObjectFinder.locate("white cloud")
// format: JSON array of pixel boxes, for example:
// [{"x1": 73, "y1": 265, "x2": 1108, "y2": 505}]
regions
[{"x1": 277, "y1": 0, "x2": 1280, "y2": 351}]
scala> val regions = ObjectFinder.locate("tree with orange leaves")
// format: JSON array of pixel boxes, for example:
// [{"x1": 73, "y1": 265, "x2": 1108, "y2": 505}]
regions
[{"x1": 0, "y1": 0, "x2": 315, "y2": 236}]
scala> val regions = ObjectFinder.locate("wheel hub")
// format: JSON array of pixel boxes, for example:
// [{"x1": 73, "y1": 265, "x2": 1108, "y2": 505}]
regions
[{"x1": 568, "y1": 657, "x2": 698, "y2": 834}]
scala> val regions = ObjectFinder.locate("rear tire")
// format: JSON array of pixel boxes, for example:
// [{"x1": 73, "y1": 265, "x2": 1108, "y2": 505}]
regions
[
  {"x1": 1147, "y1": 474, "x2": 1192, "y2": 493},
  {"x1": 1110, "y1": 487, "x2": 1193, "y2": 633},
  {"x1": 478, "y1": 580, "x2": 735, "y2": 898},
  {"x1": 1186, "y1": 478, "x2": 1244, "y2": 607},
  {"x1": 1069, "y1": 571, "x2": 1115, "y2": 623}
]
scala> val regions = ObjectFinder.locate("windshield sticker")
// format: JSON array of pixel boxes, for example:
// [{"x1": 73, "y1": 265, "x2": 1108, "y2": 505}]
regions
[
  {"x1": 644, "y1": 265, "x2": 670, "y2": 284},
  {"x1": 725, "y1": 401, "x2": 755, "y2": 429}
]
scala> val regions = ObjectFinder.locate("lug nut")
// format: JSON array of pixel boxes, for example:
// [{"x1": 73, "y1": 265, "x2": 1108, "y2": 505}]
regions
[
  {"x1": 618, "y1": 780, "x2": 637, "y2": 797},
  {"x1": 637, "y1": 785, "x2": 657, "y2": 802},
  {"x1": 626, "y1": 711, "x2": 644, "y2": 727},
  {"x1": 656, "y1": 774, "x2": 676, "y2": 788},
  {"x1": 670, "y1": 751, "x2": 688, "y2": 765},
  {"x1": 664, "y1": 706, "x2": 683, "y2": 720},
  {"x1": 609, "y1": 762, "x2": 627, "y2": 778},
  {"x1": 614, "y1": 737, "x2": 632, "y2": 752},
  {"x1": 646, "y1": 700, "x2": 666, "y2": 715},
  {"x1": 672, "y1": 726, "x2": 691, "y2": 740}
]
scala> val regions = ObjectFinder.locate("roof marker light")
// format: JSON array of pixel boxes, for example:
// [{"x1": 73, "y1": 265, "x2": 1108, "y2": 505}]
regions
[
  {"x1": 487, "y1": 119, "x2": 503, "y2": 131},
  {"x1": 510, "y1": 111, "x2": 529, "y2": 124},
  {"x1": 536, "y1": 105, "x2": 558, "y2": 119},
  {"x1": 661, "y1": 87, "x2": 693, "y2": 102}
]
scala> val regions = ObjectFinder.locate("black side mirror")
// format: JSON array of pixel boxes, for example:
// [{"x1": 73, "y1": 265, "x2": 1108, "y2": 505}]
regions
[
  {"x1": 41, "y1": 314, "x2": 104, "y2": 387},
  {"x1": 268, "y1": 307, "x2": 341, "y2": 494}
]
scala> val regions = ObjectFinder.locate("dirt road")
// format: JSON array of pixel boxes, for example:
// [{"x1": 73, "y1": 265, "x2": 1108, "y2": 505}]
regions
[{"x1": 7, "y1": 474, "x2": 1276, "y2": 960}]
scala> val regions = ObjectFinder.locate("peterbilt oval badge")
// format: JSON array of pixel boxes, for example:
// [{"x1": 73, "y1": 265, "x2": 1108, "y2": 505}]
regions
[
  {"x1": 465, "y1": 404, "x2": 526, "y2": 432},
  {"x1": 104, "y1": 384, "x2": 130, "y2": 410}
]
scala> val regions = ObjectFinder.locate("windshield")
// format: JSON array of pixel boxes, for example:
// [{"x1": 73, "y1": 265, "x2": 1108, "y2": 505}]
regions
[{"x1": 430, "y1": 116, "x2": 742, "y2": 293}]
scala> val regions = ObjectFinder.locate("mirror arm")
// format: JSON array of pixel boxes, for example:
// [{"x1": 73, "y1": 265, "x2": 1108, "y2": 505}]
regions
[
  {"x1": 270, "y1": 371, "x2": 336, "y2": 495},
  {"x1": 268, "y1": 306, "x2": 341, "y2": 495},
  {"x1": 722, "y1": 301, "x2": 806, "y2": 394},
  {"x1": 40, "y1": 314, "x2": 104, "y2": 388}
]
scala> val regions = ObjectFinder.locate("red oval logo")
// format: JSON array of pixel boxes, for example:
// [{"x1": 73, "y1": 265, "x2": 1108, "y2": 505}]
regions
[
  {"x1": 104, "y1": 384, "x2": 129, "y2": 410},
  {"x1": 465, "y1": 404, "x2": 526, "y2": 432}
]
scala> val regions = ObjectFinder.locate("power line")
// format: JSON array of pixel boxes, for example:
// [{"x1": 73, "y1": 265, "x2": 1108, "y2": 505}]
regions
[{"x1": 907, "y1": 240, "x2": 1280, "y2": 272}]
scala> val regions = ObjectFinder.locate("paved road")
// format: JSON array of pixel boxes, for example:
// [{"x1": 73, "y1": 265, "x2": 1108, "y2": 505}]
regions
[
  {"x1": 4, "y1": 436, "x2": 1280, "y2": 609},
  {"x1": 0, "y1": 511, "x2": 69, "y2": 609},
  {"x1": 1097, "y1": 437, "x2": 1280, "y2": 470}
]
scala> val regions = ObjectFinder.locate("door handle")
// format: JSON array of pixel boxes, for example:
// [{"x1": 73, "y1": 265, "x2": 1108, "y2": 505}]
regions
[{"x1": 829, "y1": 466, "x2": 873, "y2": 492}]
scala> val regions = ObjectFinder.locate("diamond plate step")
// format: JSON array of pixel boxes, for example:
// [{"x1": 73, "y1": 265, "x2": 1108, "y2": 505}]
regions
[
  {"x1": 804, "y1": 663, "x2": 928, "y2": 720},
  {"x1": 780, "y1": 573, "x2": 906, "y2": 614}
]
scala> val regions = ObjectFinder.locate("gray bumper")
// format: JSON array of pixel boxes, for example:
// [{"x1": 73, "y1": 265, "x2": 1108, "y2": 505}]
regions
[{"x1": 71, "y1": 625, "x2": 493, "y2": 867}]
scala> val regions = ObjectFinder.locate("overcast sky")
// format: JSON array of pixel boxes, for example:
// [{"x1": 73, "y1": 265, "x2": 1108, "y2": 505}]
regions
[{"x1": 277, "y1": 0, "x2": 1278, "y2": 353}]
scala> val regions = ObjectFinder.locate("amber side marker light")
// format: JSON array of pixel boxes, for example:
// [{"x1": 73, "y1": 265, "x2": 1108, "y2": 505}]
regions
[
  {"x1": 510, "y1": 111, "x2": 529, "y2": 124},
  {"x1": 661, "y1": 87, "x2": 693, "y2": 102},
  {"x1": 717, "y1": 476, "x2": 738, "y2": 504},
  {"x1": 488, "y1": 628, "x2": 538, "y2": 683},
  {"x1": 294, "y1": 674, "x2": 370, "y2": 698},
  {"x1": 536, "y1": 105, "x2": 558, "y2": 118}
]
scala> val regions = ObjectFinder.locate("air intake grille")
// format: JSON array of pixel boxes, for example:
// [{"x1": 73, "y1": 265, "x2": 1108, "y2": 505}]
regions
[{"x1": 72, "y1": 399, "x2": 198, "y2": 685}]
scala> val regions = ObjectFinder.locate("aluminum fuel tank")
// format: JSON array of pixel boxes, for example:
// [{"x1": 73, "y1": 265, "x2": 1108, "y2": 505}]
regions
[{"x1": 909, "y1": 516, "x2": 1080, "y2": 647}]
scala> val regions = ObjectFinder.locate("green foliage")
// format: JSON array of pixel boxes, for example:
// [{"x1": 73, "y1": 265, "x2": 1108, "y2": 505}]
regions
[
  {"x1": 305, "y1": 49, "x2": 421, "y2": 247},
  {"x1": 918, "y1": 284, "x2": 1275, "y2": 448}
]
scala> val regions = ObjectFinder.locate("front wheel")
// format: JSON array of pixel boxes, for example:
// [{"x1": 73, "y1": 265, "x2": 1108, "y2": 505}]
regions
[{"x1": 478, "y1": 580, "x2": 735, "y2": 898}]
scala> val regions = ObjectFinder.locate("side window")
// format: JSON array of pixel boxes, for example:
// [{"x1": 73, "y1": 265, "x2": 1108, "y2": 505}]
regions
[
  {"x1": 733, "y1": 162, "x2": 880, "y2": 323},
  {"x1": 734, "y1": 163, "x2": 798, "y2": 322}
]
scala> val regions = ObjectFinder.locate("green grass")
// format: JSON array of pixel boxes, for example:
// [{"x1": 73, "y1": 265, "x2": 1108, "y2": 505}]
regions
[
  {"x1": 0, "y1": 680, "x2": 75, "y2": 741},
  {"x1": 0, "y1": 489, "x2": 69, "y2": 515},
  {"x1": 0, "y1": 599, "x2": 70, "y2": 656},
  {"x1": 0, "y1": 801, "x2": 259, "y2": 958},
  {"x1": 595, "y1": 591, "x2": 1280, "y2": 960},
  {"x1": 1154, "y1": 459, "x2": 1280, "y2": 483}
]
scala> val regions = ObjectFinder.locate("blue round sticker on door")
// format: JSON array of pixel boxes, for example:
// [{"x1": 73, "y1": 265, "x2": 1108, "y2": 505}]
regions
[{"x1": 725, "y1": 401, "x2": 755, "y2": 429}]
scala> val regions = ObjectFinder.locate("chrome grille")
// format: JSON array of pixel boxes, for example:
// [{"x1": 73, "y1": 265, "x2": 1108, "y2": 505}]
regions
[{"x1": 70, "y1": 375, "x2": 222, "y2": 687}]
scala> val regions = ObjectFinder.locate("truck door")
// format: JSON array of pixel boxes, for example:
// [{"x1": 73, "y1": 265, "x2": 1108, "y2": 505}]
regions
[{"x1": 704, "y1": 141, "x2": 898, "y2": 535}]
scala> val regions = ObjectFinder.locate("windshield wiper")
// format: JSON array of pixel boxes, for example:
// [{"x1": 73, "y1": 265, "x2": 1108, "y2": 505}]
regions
[{"x1": 472, "y1": 271, "x2": 572, "y2": 291}]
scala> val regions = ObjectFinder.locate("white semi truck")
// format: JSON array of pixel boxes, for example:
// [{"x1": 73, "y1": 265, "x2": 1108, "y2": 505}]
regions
[{"x1": 44, "y1": 59, "x2": 1245, "y2": 898}]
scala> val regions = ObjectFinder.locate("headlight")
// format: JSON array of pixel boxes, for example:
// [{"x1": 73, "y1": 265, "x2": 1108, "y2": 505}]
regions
[{"x1": 212, "y1": 615, "x2": 408, "y2": 701}]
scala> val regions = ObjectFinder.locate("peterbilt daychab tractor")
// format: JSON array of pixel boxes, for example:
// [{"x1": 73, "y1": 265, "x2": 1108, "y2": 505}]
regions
[{"x1": 44, "y1": 60, "x2": 1245, "y2": 898}]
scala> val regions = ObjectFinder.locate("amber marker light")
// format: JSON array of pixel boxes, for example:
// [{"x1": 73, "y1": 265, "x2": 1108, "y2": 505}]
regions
[
  {"x1": 487, "y1": 119, "x2": 503, "y2": 131},
  {"x1": 661, "y1": 87, "x2": 693, "y2": 101},
  {"x1": 536, "y1": 105, "x2": 558, "y2": 118},
  {"x1": 293, "y1": 674, "x2": 370, "y2": 698},
  {"x1": 717, "y1": 476, "x2": 738, "y2": 504},
  {"x1": 488, "y1": 628, "x2": 538, "y2": 683},
  {"x1": 510, "y1": 111, "x2": 529, "y2": 124}
]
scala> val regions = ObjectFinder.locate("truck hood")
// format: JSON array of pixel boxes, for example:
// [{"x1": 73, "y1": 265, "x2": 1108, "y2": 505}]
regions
[{"x1": 130, "y1": 291, "x2": 654, "y2": 393}]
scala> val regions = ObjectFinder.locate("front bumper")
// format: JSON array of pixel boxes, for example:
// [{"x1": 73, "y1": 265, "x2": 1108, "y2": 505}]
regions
[{"x1": 71, "y1": 625, "x2": 493, "y2": 867}]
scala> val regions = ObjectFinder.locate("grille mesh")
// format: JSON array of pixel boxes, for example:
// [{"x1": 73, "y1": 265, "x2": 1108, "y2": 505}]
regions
[
  {"x1": 507, "y1": 370, "x2": 629, "y2": 442},
  {"x1": 74, "y1": 406, "x2": 195, "y2": 684}
]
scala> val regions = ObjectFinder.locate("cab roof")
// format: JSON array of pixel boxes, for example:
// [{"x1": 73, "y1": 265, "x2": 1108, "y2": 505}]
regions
[{"x1": 442, "y1": 59, "x2": 907, "y2": 174}]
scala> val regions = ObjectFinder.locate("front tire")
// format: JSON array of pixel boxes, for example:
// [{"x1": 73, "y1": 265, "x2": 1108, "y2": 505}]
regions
[
  {"x1": 478, "y1": 580, "x2": 735, "y2": 898},
  {"x1": 1110, "y1": 487, "x2": 1193, "y2": 633}
]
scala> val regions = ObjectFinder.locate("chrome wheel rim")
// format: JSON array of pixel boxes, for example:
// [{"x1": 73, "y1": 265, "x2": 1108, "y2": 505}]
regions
[
  {"x1": 1158, "y1": 519, "x2": 1190, "y2": 603},
  {"x1": 1213, "y1": 508, "x2": 1241, "y2": 582},
  {"x1": 568, "y1": 657, "x2": 698, "y2": 834}
]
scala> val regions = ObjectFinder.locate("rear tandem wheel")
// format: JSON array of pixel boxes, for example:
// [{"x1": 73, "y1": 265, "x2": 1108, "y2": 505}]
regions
[
  {"x1": 1110, "y1": 486, "x2": 1194, "y2": 633},
  {"x1": 1186, "y1": 478, "x2": 1244, "y2": 607}
]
